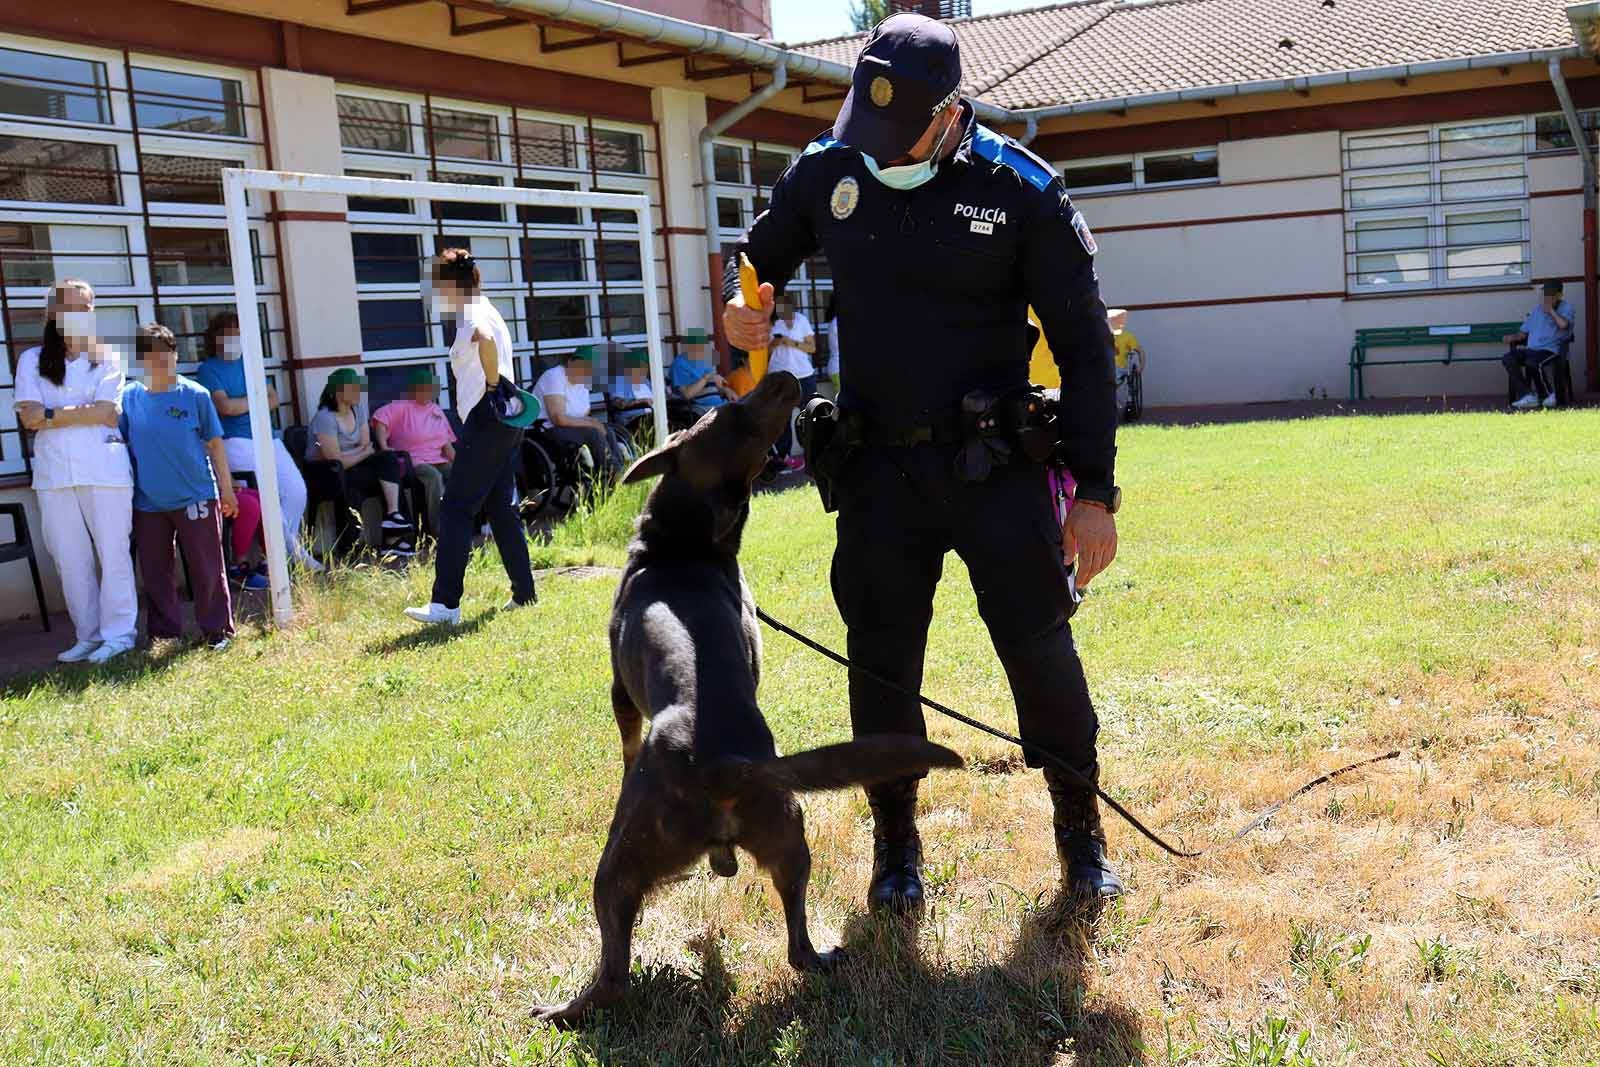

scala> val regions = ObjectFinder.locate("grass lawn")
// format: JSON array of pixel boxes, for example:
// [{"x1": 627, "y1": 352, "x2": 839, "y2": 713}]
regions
[{"x1": 3, "y1": 410, "x2": 1599, "y2": 1066}]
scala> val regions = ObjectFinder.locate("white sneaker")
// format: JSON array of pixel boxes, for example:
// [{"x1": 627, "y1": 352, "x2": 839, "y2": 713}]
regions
[
  {"x1": 502, "y1": 596, "x2": 536, "y2": 612},
  {"x1": 209, "y1": 637, "x2": 231, "y2": 652},
  {"x1": 57, "y1": 639, "x2": 101, "y2": 664},
  {"x1": 87, "y1": 638, "x2": 134, "y2": 664},
  {"x1": 294, "y1": 547, "x2": 326, "y2": 574},
  {"x1": 1542, "y1": 393, "x2": 1558, "y2": 409},
  {"x1": 403, "y1": 602, "x2": 461, "y2": 626},
  {"x1": 1511, "y1": 393, "x2": 1540, "y2": 410}
]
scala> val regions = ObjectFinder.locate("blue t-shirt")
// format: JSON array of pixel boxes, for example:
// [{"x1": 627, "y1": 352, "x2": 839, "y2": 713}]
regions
[
  {"x1": 1521, "y1": 301, "x2": 1574, "y2": 354},
  {"x1": 119, "y1": 377, "x2": 223, "y2": 513},
  {"x1": 670, "y1": 354, "x2": 726, "y2": 408},
  {"x1": 194, "y1": 357, "x2": 278, "y2": 440}
]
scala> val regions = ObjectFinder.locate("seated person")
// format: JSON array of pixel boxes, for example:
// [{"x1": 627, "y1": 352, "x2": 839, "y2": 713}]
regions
[
  {"x1": 307, "y1": 368, "x2": 413, "y2": 555},
  {"x1": 372, "y1": 366, "x2": 456, "y2": 536},
  {"x1": 608, "y1": 348, "x2": 654, "y2": 434},
  {"x1": 670, "y1": 328, "x2": 736, "y2": 415},
  {"x1": 768, "y1": 297, "x2": 819, "y2": 471},
  {"x1": 120, "y1": 323, "x2": 239, "y2": 649},
  {"x1": 1505, "y1": 280, "x2": 1575, "y2": 409},
  {"x1": 534, "y1": 347, "x2": 628, "y2": 476}
]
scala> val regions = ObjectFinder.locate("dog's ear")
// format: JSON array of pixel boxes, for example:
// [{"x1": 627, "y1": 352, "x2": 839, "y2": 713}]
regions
[{"x1": 621, "y1": 432, "x2": 684, "y2": 484}]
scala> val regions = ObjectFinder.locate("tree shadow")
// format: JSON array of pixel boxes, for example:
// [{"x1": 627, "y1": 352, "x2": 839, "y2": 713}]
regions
[
  {"x1": 547, "y1": 891, "x2": 1142, "y2": 1066},
  {"x1": 362, "y1": 610, "x2": 496, "y2": 656}
]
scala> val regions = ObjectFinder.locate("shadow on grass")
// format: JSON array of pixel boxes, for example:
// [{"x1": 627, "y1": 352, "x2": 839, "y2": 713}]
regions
[
  {"x1": 362, "y1": 610, "x2": 497, "y2": 656},
  {"x1": 0, "y1": 636, "x2": 203, "y2": 700},
  {"x1": 549, "y1": 894, "x2": 1141, "y2": 1066}
]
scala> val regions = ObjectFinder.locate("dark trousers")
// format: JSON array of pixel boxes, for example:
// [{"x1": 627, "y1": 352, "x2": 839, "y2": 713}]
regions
[
  {"x1": 1503, "y1": 347, "x2": 1559, "y2": 398},
  {"x1": 775, "y1": 374, "x2": 819, "y2": 458},
  {"x1": 431, "y1": 398, "x2": 534, "y2": 609},
  {"x1": 307, "y1": 450, "x2": 410, "y2": 553},
  {"x1": 830, "y1": 446, "x2": 1097, "y2": 776},
  {"x1": 133, "y1": 502, "x2": 233, "y2": 641},
  {"x1": 543, "y1": 422, "x2": 628, "y2": 473}
]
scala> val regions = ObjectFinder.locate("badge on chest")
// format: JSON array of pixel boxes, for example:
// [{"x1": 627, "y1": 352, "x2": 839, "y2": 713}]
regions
[{"x1": 954, "y1": 202, "x2": 1006, "y2": 236}]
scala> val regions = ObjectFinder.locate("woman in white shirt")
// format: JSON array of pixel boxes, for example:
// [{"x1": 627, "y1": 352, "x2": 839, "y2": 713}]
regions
[
  {"x1": 11, "y1": 279, "x2": 138, "y2": 663},
  {"x1": 767, "y1": 297, "x2": 818, "y2": 471},
  {"x1": 534, "y1": 348, "x2": 629, "y2": 474},
  {"x1": 403, "y1": 249, "x2": 535, "y2": 626}
]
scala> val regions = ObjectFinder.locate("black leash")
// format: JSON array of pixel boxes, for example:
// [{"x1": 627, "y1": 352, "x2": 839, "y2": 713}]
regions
[{"x1": 755, "y1": 606, "x2": 1400, "y2": 859}]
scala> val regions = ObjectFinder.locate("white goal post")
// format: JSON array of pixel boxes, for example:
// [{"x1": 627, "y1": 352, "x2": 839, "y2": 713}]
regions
[{"x1": 223, "y1": 169, "x2": 670, "y2": 626}]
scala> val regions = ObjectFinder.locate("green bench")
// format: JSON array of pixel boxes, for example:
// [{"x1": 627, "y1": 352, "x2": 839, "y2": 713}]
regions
[{"x1": 1348, "y1": 321, "x2": 1520, "y2": 402}]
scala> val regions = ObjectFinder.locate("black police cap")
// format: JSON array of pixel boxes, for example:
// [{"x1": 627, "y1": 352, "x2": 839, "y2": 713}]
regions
[{"x1": 835, "y1": 13, "x2": 963, "y2": 164}]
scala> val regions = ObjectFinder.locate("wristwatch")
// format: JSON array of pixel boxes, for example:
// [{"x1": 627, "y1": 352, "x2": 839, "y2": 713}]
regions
[
  {"x1": 42, "y1": 407, "x2": 55, "y2": 427},
  {"x1": 1074, "y1": 484, "x2": 1121, "y2": 514}
]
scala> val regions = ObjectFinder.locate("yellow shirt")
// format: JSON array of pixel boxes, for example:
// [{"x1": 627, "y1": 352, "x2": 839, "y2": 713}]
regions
[
  {"x1": 1026, "y1": 316, "x2": 1142, "y2": 386},
  {"x1": 1114, "y1": 331, "x2": 1140, "y2": 371}
]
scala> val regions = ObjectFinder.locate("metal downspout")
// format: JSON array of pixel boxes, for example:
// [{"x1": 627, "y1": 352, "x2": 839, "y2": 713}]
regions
[
  {"x1": 699, "y1": 60, "x2": 787, "y2": 366},
  {"x1": 1549, "y1": 55, "x2": 1598, "y2": 391}
]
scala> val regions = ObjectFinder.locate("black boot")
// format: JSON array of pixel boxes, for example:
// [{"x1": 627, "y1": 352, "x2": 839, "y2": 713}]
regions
[
  {"x1": 1044, "y1": 764, "x2": 1125, "y2": 900},
  {"x1": 866, "y1": 778, "x2": 924, "y2": 913}
]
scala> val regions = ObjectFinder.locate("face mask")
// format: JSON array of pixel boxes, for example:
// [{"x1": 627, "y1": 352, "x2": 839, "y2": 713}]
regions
[
  {"x1": 221, "y1": 336, "x2": 243, "y2": 361},
  {"x1": 56, "y1": 310, "x2": 95, "y2": 342},
  {"x1": 863, "y1": 112, "x2": 958, "y2": 191}
]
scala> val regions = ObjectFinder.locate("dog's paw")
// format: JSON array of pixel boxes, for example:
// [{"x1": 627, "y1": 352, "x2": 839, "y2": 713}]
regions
[
  {"x1": 531, "y1": 1000, "x2": 588, "y2": 1030},
  {"x1": 791, "y1": 945, "x2": 848, "y2": 974}
]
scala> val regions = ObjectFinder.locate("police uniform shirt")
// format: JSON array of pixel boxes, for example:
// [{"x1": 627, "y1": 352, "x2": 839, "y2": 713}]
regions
[{"x1": 727, "y1": 101, "x2": 1118, "y2": 489}]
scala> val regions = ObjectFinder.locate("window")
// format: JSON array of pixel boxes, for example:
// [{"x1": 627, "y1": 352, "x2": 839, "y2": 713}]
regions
[
  {"x1": 529, "y1": 294, "x2": 588, "y2": 341},
  {"x1": 346, "y1": 169, "x2": 412, "y2": 214},
  {"x1": 1534, "y1": 111, "x2": 1599, "y2": 152},
  {"x1": 591, "y1": 128, "x2": 644, "y2": 174},
  {"x1": 752, "y1": 149, "x2": 790, "y2": 189},
  {"x1": 429, "y1": 107, "x2": 499, "y2": 161},
  {"x1": 1343, "y1": 119, "x2": 1529, "y2": 292},
  {"x1": 716, "y1": 197, "x2": 743, "y2": 229},
  {"x1": 597, "y1": 240, "x2": 642, "y2": 282},
  {"x1": 601, "y1": 293, "x2": 646, "y2": 337},
  {"x1": 437, "y1": 233, "x2": 510, "y2": 284},
  {"x1": 515, "y1": 178, "x2": 580, "y2": 225},
  {"x1": 0, "y1": 45, "x2": 111, "y2": 124},
  {"x1": 351, "y1": 232, "x2": 422, "y2": 285},
  {"x1": 516, "y1": 118, "x2": 577, "y2": 169},
  {"x1": 0, "y1": 136, "x2": 120, "y2": 204},
  {"x1": 141, "y1": 154, "x2": 236, "y2": 205},
  {"x1": 713, "y1": 144, "x2": 743, "y2": 184},
  {"x1": 431, "y1": 171, "x2": 502, "y2": 222},
  {"x1": 1060, "y1": 159, "x2": 1133, "y2": 191},
  {"x1": 149, "y1": 227, "x2": 241, "y2": 286},
  {"x1": 1058, "y1": 148, "x2": 1217, "y2": 192},
  {"x1": 521, "y1": 238, "x2": 585, "y2": 283},
  {"x1": 0, "y1": 42, "x2": 279, "y2": 479},
  {"x1": 0, "y1": 222, "x2": 130, "y2": 287},
  {"x1": 130, "y1": 67, "x2": 245, "y2": 137},
  {"x1": 338, "y1": 95, "x2": 412, "y2": 153},
  {"x1": 157, "y1": 302, "x2": 271, "y2": 362},
  {"x1": 592, "y1": 190, "x2": 639, "y2": 226},
  {"x1": 359, "y1": 299, "x2": 428, "y2": 350}
]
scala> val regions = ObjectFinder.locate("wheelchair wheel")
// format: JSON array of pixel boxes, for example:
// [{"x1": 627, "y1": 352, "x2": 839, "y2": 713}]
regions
[
  {"x1": 518, "y1": 438, "x2": 558, "y2": 524},
  {"x1": 1124, "y1": 371, "x2": 1144, "y2": 422}
]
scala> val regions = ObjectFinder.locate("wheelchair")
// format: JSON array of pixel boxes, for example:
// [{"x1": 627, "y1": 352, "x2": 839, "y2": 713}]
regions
[{"x1": 1118, "y1": 351, "x2": 1144, "y2": 422}]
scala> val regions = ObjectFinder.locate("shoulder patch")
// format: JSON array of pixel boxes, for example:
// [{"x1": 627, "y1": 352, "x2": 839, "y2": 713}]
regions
[
  {"x1": 801, "y1": 133, "x2": 847, "y2": 157},
  {"x1": 970, "y1": 125, "x2": 1058, "y2": 192}
]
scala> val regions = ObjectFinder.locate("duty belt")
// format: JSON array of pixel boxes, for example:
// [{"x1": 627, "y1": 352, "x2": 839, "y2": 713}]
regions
[{"x1": 849, "y1": 412, "x2": 964, "y2": 447}]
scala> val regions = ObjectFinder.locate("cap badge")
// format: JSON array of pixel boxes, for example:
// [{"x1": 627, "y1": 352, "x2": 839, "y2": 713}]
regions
[
  {"x1": 869, "y1": 76, "x2": 894, "y2": 109},
  {"x1": 830, "y1": 176, "x2": 860, "y2": 220}
]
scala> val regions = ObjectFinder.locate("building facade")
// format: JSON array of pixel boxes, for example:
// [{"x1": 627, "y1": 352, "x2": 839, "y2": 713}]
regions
[{"x1": 0, "y1": 0, "x2": 1594, "y2": 620}]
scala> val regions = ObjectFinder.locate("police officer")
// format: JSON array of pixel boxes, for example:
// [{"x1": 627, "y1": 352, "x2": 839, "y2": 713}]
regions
[{"x1": 723, "y1": 13, "x2": 1124, "y2": 906}]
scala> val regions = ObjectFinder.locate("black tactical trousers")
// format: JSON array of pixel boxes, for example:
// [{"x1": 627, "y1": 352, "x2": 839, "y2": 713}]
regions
[{"x1": 829, "y1": 444, "x2": 1099, "y2": 773}]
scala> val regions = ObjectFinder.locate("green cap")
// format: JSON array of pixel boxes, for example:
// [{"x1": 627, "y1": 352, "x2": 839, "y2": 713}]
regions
[
  {"x1": 498, "y1": 384, "x2": 542, "y2": 429},
  {"x1": 683, "y1": 328, "x2": 710, "y2": 344},
  {"x1": 407, "y1": 365, "x2": 436, "y2": 386},
  {"x1": 624, "y1": 347, "x2": 649, "y2": 366},
  {"x1": 572, "y1": 344, "x2": 596, "y2": 361},
  {"x1": 327, "y1": 367, "x2": 365, "y2": 388}
]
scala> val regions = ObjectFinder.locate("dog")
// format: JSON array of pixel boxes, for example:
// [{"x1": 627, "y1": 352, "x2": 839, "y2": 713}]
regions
[{"x1": 534, "y1": 371, "x2": 963, "y2": 1027}]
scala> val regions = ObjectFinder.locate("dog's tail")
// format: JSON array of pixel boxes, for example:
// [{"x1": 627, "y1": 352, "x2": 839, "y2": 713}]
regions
[{"x1": 708, "y1": 734, "x2": 963, "y2": 796}]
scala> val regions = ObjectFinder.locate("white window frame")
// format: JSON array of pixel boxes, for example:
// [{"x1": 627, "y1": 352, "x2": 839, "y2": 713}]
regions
[
  {"x1": 1342, "y1": 117, "x2": 1531, "y2": 295},
  {"x1": 0, "y1": 31, "x2": 279, "y2": 477},
  {"x1": 337, "y1": 85, "x2": 664, "y2": 368},
  {"x1": 1055, "y1": 146, "x2": 1221, "y2": 194}
]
